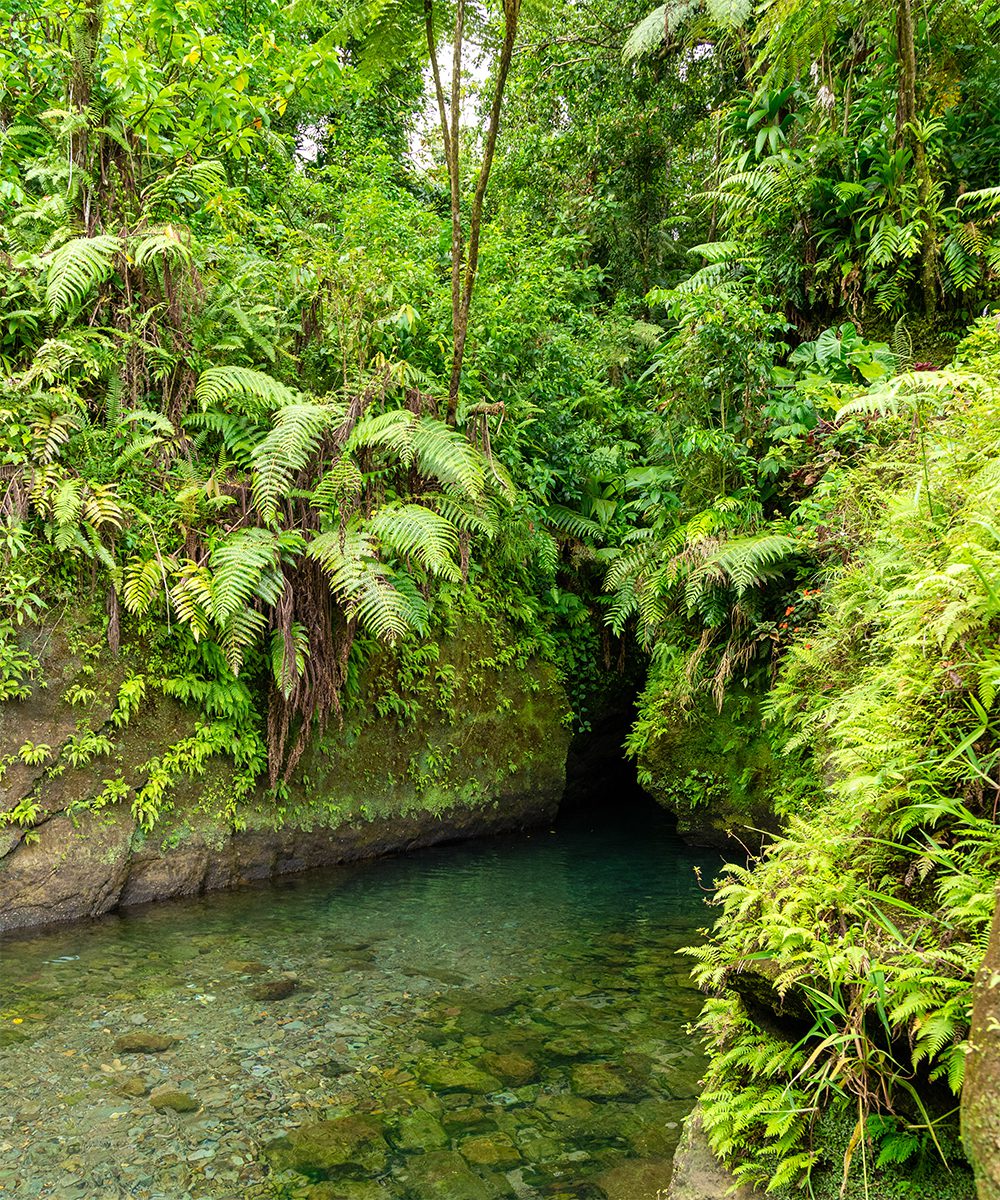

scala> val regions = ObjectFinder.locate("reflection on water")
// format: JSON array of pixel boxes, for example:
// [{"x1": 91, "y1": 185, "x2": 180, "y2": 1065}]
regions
[{"x1": 0, "y1": 803, "x2": 719, "y2": 1199}]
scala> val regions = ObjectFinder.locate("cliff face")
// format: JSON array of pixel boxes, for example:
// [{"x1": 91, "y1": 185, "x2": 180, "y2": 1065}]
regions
[
  {"x1": 0, "y1": 616, "x2": 570, "y2": 934},
  {"x1": 963, "y1": 895, "x2": 1000, "y2": 1200}
]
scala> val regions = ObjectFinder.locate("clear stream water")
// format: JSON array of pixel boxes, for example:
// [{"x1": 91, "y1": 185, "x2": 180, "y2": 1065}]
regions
[{"x1": 0, "y1": 802, "x2": 720, "y2": 1200}]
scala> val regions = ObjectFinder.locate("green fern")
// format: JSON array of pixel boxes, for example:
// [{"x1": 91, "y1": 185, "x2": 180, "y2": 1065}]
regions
[
  {"x1": 308, "y1": 525, "x2": 428, "y2": 642},
  {"x1": 194, "y1": 365, "x2": 299, "y2": 415},
  {"x1": 44, "y1": 234, "x2": 121, "y2": 317},
  {"x1": 251, "y1": 402, "x2": 337, "y2": 526},
  {"x1": 369, "y1": 502, "x2": 462, "y2": 580}
]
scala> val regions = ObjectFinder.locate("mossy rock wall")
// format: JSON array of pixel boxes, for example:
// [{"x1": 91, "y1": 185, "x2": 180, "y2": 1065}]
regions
[
  {"x1": 633, "y1": 687, "x2": 783, "y2": 850},
  {"x1": 0, "y1": 616, "x2": 570, "y2": 934}
]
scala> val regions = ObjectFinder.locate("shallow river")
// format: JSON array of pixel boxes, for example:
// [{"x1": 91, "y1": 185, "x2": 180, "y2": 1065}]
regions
[{"x1": 0, "y1": 803, "x2": 719, "y2": 1200}]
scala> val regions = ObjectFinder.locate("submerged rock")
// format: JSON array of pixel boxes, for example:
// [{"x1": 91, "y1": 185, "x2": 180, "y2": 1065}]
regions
[
  {"x1": 308, "y1": 1182, "x2": 391, "y2": 1200},
  {"x1": 112, "y1": 1032, "x2": 177, "y2": 1054},
  {"x1": 226, "y1": 959, "x2": 269, "y2": 974},
  {"x1": 266, "y1": 1115, "x2": 389, "y2": 1180},
  {"x1": 399, "y1": 1150, "x2": 504, "y2": 1200},
  {"x1": 570, "y1": 1062, "x2": 632, "y2": 1099},
  {"x1": 392, "y1": 1108, "x2": 449, "y2": 1151},
  {"x1": 250, "y1": 977, "x2": 297, "y2": 1002},
  {"x1": 479, "y1": 1051, "x2": 537, "y2": 1087},
  {"x1": 418, "y1": 1060, "x2": 501, "y2": 1094},
  {"x1": 460, "y1": 1132, "x2": 520, "y2": 1167},
  {"x1": 597, "y1": 1157, "x2": 674, "y2": 1200},
  {"x1": 116, "y1": 1075, "x2": 149, "y2": 1098},
  {"x1": 543, "y1": 1032, "x2": 615, "y2": 1060},
  {"x1": 149, "y1": 1086, "x2": 200, "y2": 1113}
]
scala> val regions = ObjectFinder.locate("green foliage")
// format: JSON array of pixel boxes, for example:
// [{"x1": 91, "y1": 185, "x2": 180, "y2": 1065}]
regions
[
  {"x1": 686, "y1": 318, "x2": 1000, "y2": 1191},
  {"x1": 44, "y1": 235, "x2": 121, "y2": 318}
]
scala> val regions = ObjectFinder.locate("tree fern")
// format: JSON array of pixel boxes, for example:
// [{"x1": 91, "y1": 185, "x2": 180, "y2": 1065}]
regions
[
  {"x1": 369, "y1": 502, "x2": 463, "y2": 580},
  {"x1": 142, "y1": 159, "x2": 227, "y2": 215},
  {"x1": 133, "y1": 229, "x2": 193, "y2": 270},
  {"x1": 622, "y1": 1, "x2": 701, "y2": 60},
  {"x1": 208, "y1": 527, "x2": 290, "y2": 625},
  {"x1": 349, "y1": 410, "x2": 489, "y2": 500},
  {"x1": 122, "y1": 557, "x2": 166, "y2": 616},
  {"x1": 308, "y1": 526, "x2": 426, "y2": 642},
  {"x1": 270, "y1": 623, "x2": 310, "y2": 698},
  {"x1": 697, "y1": 533, "x2": 802, "y2": 597},
  {"x1": 545, "y1": 503, "x2": 605, "y2": 541}
]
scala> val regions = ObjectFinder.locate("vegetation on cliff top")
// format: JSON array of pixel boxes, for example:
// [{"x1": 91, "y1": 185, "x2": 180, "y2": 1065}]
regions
[{"x1": 3, "y1": 0, "x2": 1000, "y2": 1191}]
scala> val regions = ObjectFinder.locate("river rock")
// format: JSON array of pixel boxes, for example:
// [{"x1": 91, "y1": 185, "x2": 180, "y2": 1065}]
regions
[
  {"x1": 460, "y1": 1132, "x2": 520, "y2": 1167},
  {"x1": 226, "y1": 959, "x2": 269, "y2": 974},
  {"x1": 117, "y1": 1075, "x2": 149, "y2": 1098},
  {"x1": 544, "y1": 1032, "x2": 615, "y2": 1059},
  {"x1": 964, "y1": 888, "x2": 1000, "y2": 1200},
  {"x1": 266, "y1": 1115, "x2": 388, "y2": 1180},
  {"x1": 447, "y1": 988, "x2": 522, "y2": 1016},
  {"x1": 392, "y1": 1109, "x2": 449, "y2": 1151},
  {"x1": 113, "y1": 1032, "x2": 178, "y2": 1054},
  {"x1": 479, "y1": 1051, "x2": 537, "y2": 1087},
  {"x1": 570, "y1": 1062, "x2": 631, "y2": 1099},
  {"x1": 149, "y1": 1086, "x2": 200, "y2": 1113},
  {"x1": 398, "y1": 1150, "x2": 503, "y2": 1200},
  {"x1": 309, "y1": 1182, "x2": 390, "y2": 1200},
  {"x1": 418, "y1": 1060, "x2": 501, "y2": 1094},
  {"x1": 597, "y1": 1157, "x2": 674, "y2": 1200},
  {"x1": 441, "y1": 1107, "x2": 494, "y2": 1134},
  {"x1": 250, "y1": 977, "x2": 297, "y2": 1002}
]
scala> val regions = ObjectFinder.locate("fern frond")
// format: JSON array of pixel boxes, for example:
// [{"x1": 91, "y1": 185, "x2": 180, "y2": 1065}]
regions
[
  {"x1": 308, "y1": 526, "x2": 425, "y2": 642},
  {"x1": 44, "y1": 234, "x2": 121, "y2": 317},
  {"x1": 369, "y1": 502, "x2": 462, "y2": 580},
  {"x1": 250, "y1": 402, "x2": 336, "y2": 526},
  {"x1": 194, "y1": 365, "x2": 299, "y2": 416}
]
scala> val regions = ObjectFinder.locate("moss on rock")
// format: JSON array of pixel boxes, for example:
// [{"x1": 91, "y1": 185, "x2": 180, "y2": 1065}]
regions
[
  {"x1": 0, "y1": 612, "x2": 571, "y2": 933},
  {"x1": 631, "y1": 679, "x2": 788, "y2": 849}
]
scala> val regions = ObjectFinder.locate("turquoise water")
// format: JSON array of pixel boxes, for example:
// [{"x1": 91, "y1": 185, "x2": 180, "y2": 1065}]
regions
[{"x1": 0, "y1": 804, "x2": 719, "y2": 1200}]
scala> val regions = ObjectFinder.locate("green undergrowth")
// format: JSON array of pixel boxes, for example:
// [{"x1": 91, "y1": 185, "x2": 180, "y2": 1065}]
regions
[{"x1": 686, "y1": 317, "x2": 1000, "y2": 1192}]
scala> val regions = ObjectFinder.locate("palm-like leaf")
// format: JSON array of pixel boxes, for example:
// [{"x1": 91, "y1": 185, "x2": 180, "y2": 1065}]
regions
[
  {"x1": 251, "y1": 402, "x2": 338, "y2": 526},
  {"x1": 308, "y1": 526, "x2": 427, "y2": 642}
]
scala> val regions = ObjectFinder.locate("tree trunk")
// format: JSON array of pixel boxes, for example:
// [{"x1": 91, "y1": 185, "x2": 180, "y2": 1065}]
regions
[
  {"x1": 69, "y1": 0, "x2": 102, "y2": 232},
  {"x1": 426, "y1": 0, "x2": 521, "y2": 426},
  {"x1": 896, "y1": 0, "x2": 937, "y2": 314}
]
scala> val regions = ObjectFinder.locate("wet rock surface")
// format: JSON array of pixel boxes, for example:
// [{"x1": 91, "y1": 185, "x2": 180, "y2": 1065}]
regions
[{"x1": 0, "y1": 811, "x2": 718, "y2": 1199}]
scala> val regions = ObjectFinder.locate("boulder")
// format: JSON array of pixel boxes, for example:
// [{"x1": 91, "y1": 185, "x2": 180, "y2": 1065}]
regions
[{"x1": 265, "y1": 1115, "x2": 388, "y2": 1181}]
